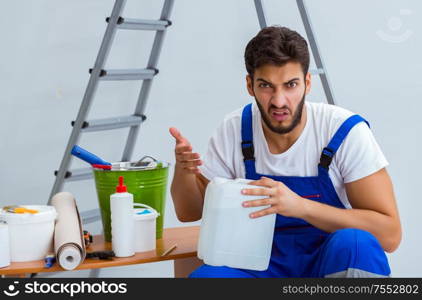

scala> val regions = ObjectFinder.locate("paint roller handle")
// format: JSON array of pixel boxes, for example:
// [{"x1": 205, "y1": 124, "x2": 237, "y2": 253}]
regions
[
  {"x1": 86, "y1": 250, "x2": 115, "y2": 260},
  {"x1": 71, "y1": 145, "x2": 111, "y2": 166}
]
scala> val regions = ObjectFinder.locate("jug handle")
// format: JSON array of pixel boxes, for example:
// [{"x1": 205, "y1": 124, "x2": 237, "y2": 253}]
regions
[{"x1": 133, "y1": 203, "x2": 160, "y2": 216}]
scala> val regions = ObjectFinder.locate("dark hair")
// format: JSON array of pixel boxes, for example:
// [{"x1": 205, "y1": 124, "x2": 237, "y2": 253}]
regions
[{"x1": 244, "y1": 26, "x2": 310, "y2": 77}]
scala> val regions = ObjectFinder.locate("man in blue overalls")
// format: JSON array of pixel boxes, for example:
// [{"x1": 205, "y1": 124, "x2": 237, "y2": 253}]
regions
[{"x1": 169, "y1": 26, "x2": 401, "y2": 277}]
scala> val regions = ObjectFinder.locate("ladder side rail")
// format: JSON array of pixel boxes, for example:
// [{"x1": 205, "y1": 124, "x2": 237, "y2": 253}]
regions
[
  {"x1": 296, "y1": 0, "x2": 336, "y2": 105},
  {"x1": 254, "y1": 0, "x2": 268, "y2": 29},
  {"x1": 122, "y1": 0, "x2": 175, "y2": 161},
  {"x1": 48, "y1": 0, "x2": 127, "y2": 203}
]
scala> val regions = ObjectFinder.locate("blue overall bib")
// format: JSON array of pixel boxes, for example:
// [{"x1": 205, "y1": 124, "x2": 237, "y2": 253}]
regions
[{"x1": 190, "y1": 103, "x2": 391, "y2": 278}]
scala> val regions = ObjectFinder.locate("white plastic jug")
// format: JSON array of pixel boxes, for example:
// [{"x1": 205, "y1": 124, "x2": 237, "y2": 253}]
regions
[{"x1": 198, "y1": 177, "x2": 276, "y2": 271}]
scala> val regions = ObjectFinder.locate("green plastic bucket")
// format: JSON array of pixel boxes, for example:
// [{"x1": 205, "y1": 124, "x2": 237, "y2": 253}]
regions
[{"x1": 93, "y1": 158, "x2": 170, "y2": 242}]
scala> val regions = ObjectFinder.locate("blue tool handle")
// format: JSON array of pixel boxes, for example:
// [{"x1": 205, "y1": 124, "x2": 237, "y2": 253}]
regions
[
  {"x1": 71, "y1": 145, "x2": 111, "y2": 166},
  {"x1": 44, "y1": 255, "x2": 56, "y2": 268}
]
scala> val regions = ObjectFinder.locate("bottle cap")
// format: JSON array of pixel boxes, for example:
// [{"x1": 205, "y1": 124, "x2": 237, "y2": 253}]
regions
[{"x1": 116, "y1": 176, "x2": 127, "y2": 193}]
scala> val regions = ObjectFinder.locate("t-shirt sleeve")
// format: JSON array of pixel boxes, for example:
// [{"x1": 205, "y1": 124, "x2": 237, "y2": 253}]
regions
[
  {"x1": 199, "y1": 120, "x2": 236, "y2": 181},
  {"x1": 334, "y1": 121, "x2": 389, "y2": 183}
]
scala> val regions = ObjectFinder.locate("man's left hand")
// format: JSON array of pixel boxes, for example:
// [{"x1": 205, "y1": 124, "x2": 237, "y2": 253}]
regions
[{"x1": 241, "y1": 176, "x2": 306, "y2": 219}]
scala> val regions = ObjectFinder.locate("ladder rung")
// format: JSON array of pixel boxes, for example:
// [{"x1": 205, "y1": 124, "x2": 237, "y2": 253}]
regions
[
  {"x1": 310, "y1": 68, "x2": 325, "y2": 75},
  {"x1": 55, "y1": 168, "x2": 93, "y2": 182},
  {"x1": 71, "y1": 115, "x2": 146, "y2": 132},
  {"x1": 89, "y1": 68, "x2": 158, "y2": 81},
  {"x1": 106, "y1": 16, "x2": 171, "y2": 31},
  {"x1": 80, "y1": 208, "x2": 102, "y2": 224}
]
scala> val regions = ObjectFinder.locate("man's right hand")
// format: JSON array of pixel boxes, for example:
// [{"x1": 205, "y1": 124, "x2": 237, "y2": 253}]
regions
[{"x1": 169, "y1": 127, "x2": 202, "y2": 175}]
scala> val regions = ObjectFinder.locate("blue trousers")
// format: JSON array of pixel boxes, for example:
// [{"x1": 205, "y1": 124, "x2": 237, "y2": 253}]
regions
[{"x1": 189, "y1": 228, "x2": 391, "y2": 278}]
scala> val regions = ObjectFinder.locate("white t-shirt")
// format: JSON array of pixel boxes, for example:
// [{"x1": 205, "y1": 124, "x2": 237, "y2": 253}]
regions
[{"x1": 199, "y1": 101, "x2": 388, "y2": 208}]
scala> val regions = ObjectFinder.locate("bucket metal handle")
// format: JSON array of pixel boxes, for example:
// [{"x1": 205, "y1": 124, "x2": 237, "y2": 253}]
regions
[
  {"x1": 133, "y1": 155, "x2": 157, "y2": 167},
  {"x1": 133, "y1": 203, "x2": 160, "y2": 216}
]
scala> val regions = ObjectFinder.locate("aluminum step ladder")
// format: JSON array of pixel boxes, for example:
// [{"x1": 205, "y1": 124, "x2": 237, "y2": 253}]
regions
[
  {"x1": 48, "y1": 0, "x2": 174, "y2": 218},
  {"x1": 254, "y1": 0, "x2": 335, "y2": 105}
]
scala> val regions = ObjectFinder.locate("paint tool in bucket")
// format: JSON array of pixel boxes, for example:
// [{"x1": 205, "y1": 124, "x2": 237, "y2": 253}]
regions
[
  {"x1": 71, "y1": 145, "x2": 111, "y2": 167},
  {"x1": 71, "y1": 145, "x2": 161, "y2": 171}
]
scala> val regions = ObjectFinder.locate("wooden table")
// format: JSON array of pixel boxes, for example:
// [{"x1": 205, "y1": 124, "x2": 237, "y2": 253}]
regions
[{"x1": 0, "y1": 226, "x2": 202, "y2": 277}]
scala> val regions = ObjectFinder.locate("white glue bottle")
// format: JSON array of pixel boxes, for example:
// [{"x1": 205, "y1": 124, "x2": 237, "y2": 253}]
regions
[{"x1": 110, "y1": 176, "x2": 135, "y2": 257}]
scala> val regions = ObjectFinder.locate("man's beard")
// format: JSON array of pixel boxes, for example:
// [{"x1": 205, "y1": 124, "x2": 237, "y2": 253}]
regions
[{"x1": 255, "y1": 92, "x2": 306, "y2": 135}]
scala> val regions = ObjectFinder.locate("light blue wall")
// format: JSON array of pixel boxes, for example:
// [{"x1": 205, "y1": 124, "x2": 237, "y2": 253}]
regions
[{"x1": 0, "y1": 0, "x2": 419, "y2": 277}]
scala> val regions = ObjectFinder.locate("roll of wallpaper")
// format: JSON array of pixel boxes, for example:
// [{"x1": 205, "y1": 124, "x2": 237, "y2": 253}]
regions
[
  {"x1": 0, "y1": 222, "x2": 10, "y2": 268},
  {"x1": 51, "y1": 192, "x2": 86, "y2": 270}
]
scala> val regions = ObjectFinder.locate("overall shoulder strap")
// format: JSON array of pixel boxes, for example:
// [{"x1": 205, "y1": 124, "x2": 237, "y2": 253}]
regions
[
  {"x1": 319, "y1": 114, "x2": 370, "y2": 169},
  {"x1": 241, "y1": 103, "x2": 257, "y2": 178}
]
